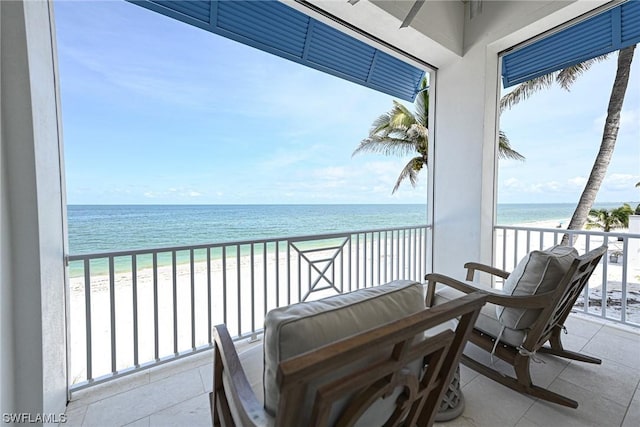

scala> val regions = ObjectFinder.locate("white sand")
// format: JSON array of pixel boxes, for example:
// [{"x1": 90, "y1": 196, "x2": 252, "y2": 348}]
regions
[{"x1": 68, "y1": 223, "x2": 640, "y2": 385}]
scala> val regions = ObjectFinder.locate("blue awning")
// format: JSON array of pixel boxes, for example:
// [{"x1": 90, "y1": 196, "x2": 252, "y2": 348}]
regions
[
  {"x1": 128, "y1": 0, "x2": 425, "y2": 101},
  {"x1": 502, "y1": 0, "x2": 640, "y2": 88}
]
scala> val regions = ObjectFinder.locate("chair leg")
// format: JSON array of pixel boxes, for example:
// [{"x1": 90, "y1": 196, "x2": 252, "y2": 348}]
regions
[
  {"x1": 210, "y1": 392, "x2": 220, "y2": 427},
  {"x1": 461, "y1": 353, "x2": 579, "y2": 409},
  {"x1": 538, "y1": 329, "x2": 602, "y2": 364}
]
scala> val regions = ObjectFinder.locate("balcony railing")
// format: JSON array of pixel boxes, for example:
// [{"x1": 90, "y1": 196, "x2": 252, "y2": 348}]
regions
[
  {"x1": 67, "y1": 225, "x2": 430, "y2": 391},
  {"x1": 495, "y1": 225, "x2": 640, "y2": 328}
]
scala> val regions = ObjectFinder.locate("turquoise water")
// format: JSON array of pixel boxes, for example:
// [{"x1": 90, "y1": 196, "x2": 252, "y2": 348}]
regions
[
  {"x1": 68, "y1": 204, "x2": 428, "y2": 277},
  {"x1": 496, "y1": 202, "x2": 628, "y2": 226},
  {"x1": 68, "y1": 204, "x2": 428, "y2": 255},
  {"x1": 68, "y1": 203, "x2": 632, "y2": 255},
  {"x1": 67, "y1": 203, "x2": 630, "y2": 277}
]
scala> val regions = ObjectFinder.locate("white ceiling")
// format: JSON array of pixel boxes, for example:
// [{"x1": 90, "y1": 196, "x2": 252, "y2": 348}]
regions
[{"x1": 295, "y1": 1, "x2": 614, "y2": 69}]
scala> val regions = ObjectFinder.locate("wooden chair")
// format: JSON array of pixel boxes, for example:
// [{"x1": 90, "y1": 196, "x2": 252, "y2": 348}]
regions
[
  {"x1": 210, "y1": 290, "x2": 487, "y2": 427},
  {"x1": 425, "y1": 245, "x2": 607, "y2": 409}
]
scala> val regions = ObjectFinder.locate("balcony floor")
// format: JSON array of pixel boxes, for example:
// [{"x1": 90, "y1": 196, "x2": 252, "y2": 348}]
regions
[{"x1": 64, "y1": 314, "x2": 640, "y2": 427}]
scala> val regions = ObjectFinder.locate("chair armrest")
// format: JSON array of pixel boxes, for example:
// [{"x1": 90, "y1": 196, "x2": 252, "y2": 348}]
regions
[
  {"x1": 212, "y1": 325, "x2": 269, "y2": 427},
  {"x1": 425, "y1": 273, "x2": 487, "y2": 306},
  {"x1": 425, "y1": 273, "x2": 555, "y2": 309},
  {"x1": 464, "y1": 262, "x2": 510, "y2": 281}
]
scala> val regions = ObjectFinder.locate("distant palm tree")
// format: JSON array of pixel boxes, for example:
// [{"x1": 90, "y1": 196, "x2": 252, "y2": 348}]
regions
[
  {"x1": 586, "y1": 204, "x2": 634, "y2": 232},
  {"x1": 354, "y1": 78, "x2": 524, "y2": 193}
]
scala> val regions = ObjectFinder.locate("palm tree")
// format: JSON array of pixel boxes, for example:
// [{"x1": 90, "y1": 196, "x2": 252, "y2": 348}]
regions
[
  {"x1": 561, "y1": 46, "x2": 636, "y2": 241},
  {"x1": 353, "y1": 78, "x2": 524, "y2": 193},
  {"x1": 501, "y1": 46, "x2": 636, "y2": 244},
  {"x1": 586, "y1": 204, "x2": 634, "y2": 232}
]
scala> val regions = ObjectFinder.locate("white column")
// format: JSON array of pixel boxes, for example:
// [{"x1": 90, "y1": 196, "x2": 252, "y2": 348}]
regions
[
  {"x1": 0, "y1": 0, "x2": 67, "y2": 421},
  {"x1": 431, "y1": 43, "x2": 499, "y2": 277}
]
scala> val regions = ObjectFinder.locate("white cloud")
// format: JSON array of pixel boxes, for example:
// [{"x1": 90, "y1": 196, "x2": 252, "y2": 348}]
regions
[
  {"x1": 261, "y1": 144, "x2": 325, "y2": 170},
  {"x1": 501, "y1": 177, "x2": 588, "y2": 195},
  {"x1": 142, "y1": 188, "x2": 202, "y2": 199},
  {"x1": 311, "y1": 166, "x2": 351, "y2": 180},
  {"x1": 568, "y1": 176, "x2": 587, "y2": 187},
  {"x1": 504, "y1": 178, "x2": 523, "y2": 189},
  {"x1": 604, "y1": 173, "x2": 640, "y2": 190}
]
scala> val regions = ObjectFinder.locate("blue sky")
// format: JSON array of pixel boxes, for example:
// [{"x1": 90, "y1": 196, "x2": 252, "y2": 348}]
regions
[{"x1": 55, "y1": 0, "x2": 639, "y2": 205}]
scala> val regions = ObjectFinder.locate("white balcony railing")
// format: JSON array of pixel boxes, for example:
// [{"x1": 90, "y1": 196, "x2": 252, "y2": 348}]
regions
[
  {"x1": 495, "y1": 225, "x2": 640, "y2": 328},
  {"x1": 67, "y1": 225, "x2": 430, "y2": 392},
  {"x1": 67, "y1": 222, "x2": 638, "y2": 393}
]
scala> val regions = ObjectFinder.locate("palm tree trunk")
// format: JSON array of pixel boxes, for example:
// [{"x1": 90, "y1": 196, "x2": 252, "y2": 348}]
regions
[{"x1": 562, "y1": 45, "x2": 636, "y2": 246}]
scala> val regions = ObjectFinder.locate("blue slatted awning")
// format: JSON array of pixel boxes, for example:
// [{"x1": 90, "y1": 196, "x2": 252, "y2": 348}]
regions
[
  {"x1": 502, "y1": 0, "x2": 640, "y2": 88},
  {"x1": 128, "y1": 0, "x2": 425, "y2": 101}
]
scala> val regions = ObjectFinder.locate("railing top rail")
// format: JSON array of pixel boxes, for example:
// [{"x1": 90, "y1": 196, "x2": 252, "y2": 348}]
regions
[
  {"x1": 68, "y1": 224, "x2": 431, "y2": 261},
  {"x1": 495, "y1": 224, "x2": 640, "y2": 239}
]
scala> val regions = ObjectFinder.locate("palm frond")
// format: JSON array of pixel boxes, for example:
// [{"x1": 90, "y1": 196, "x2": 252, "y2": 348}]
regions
[
  {"x1": 500, "y1": 73, "x2": 555, "y2": 111},
  {"x1": 369, "y1": 112, "x2": 393, "y2": 136},
  {"x1": 352, "y1": 135, "x2": 419, "y2": 157},
  {"x1": 414, "y1": 78, "x2": 429, "y2": 127},
  {"x1": 556, "y1": 54, "x2": 609, "y2": 90},
  {"x1": 498, "y1": 131, "x2": 525, "y2": 160},
  {"x1": 388, "y1": 100, "x2": 417, "y2": 130},
  {"x1": 392, "y1": 156, "x2": 422, "y2": 194}
]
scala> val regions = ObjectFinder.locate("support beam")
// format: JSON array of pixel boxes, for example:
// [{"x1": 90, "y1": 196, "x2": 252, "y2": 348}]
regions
[{"x1": 0, "y1": 0, "x2": 67, "y2": 420}]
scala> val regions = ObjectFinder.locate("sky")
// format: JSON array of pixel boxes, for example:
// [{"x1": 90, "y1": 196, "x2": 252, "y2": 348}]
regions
[{"x1": 55, "y1": 0, "x2": 639, "y2": 205}]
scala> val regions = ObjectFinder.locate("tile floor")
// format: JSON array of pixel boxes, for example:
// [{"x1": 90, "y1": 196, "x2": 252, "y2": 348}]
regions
[{"x1": 64, "y1": 314, "x2": 640, "y2": 427}]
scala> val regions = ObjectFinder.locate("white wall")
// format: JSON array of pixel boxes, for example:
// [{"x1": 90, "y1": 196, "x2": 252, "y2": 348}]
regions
[
  {"x1": 0, "y1": 3, "x2": 15, "y2": 416},
  {"x1": 0, "y1": 0, "x2": 67, "y2": 421}
]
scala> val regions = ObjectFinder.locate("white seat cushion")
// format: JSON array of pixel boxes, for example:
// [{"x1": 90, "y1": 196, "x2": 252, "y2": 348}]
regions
[
  {"x1": 432, "y1": 285, "x2": 525, "y2": 347},
  {"x1": 263, "y1": 280, "x2": 426, "y2": 424},
  {"x1": 497, "y1": 245, "x2": 578, "y2": 330}
]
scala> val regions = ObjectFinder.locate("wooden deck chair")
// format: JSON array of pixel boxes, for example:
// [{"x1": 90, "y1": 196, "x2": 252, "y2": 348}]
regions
[
  {"x1": 210, "y1": 280, "x2": 487, "y2": 427},
  {"x1": 425, "y1": 245, "x2": 607, "y2": 409}
]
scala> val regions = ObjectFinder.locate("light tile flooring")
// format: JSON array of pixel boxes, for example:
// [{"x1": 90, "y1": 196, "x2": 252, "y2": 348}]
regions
[{"x1": 64, "y1": 314, "x2": 640, "y2": 427}]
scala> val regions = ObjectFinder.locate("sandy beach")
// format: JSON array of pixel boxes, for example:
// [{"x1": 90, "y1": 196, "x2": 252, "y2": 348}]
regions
[{"x1": 68, "y1": 220, "x2": 640, "y2": 385}]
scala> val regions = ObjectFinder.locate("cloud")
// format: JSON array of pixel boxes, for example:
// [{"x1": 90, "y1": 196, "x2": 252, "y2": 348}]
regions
[
  {"x1": 502, "y1": 177, "x2": 583, "y2": 194},
  {"x1": 311, "y1": 166, "x2": 352, "y2": 181},
  {"x1": 568, "y1": 176, "x2": 587, "y2": 187},
  {"x1": 143, "y1": 188, "x2": 202, "y2": 199},
  {"x1": 603, "y1": 173, "x2": 640, "y2": 191},
  {"x1": 261, "y1": 148, "x2": 318, "y2": 170}
]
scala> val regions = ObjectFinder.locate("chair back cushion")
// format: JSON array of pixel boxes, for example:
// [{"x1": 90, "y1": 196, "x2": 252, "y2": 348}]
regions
[
  {"x1": 497, "y1": 245, "x2": 578, "y2": 330},
  {"x1": 263, "y1": 280, "x2": 426, "y2": 423}
]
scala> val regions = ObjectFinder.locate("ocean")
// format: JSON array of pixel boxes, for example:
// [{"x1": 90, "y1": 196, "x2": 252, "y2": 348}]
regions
[{"x1": 67, "y1": 203, "x2": 630, "y2": 256}]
